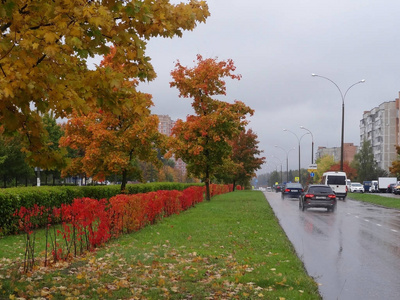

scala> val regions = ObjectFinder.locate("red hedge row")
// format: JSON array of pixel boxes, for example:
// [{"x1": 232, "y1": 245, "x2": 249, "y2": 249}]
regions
[{"x1": 13, "y1": 184, "x2": 236, "y2": 272}]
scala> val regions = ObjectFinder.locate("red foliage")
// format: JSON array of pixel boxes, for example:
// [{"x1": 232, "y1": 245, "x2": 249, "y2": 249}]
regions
[
  {"x1": 328, "y1": 162, "x2": 357, "y2": 180},
  {"x1": 14, "y1": 204, "x2": 47, "y2": 235},
  {"x1": 13, "y1": 185, "x2": 229, "y2": 272}
]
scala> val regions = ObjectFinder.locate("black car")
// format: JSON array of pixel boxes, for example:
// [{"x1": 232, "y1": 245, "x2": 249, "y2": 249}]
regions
[
  {"x1": 387, "y1": 183, "x2": 396, "y2": 193},
  {"x1": 274, "y1": 184, "x2": 282, "y2": 193},
  {"x1": 299, "y1": 184, "x2": 337, "y2": 212},
  {"x1": 281, "y1": 183, "x2": 303, "y2": 199}
]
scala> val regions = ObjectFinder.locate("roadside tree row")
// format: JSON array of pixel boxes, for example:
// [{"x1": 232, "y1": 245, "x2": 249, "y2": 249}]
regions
[{"x1": 0, "y1": 1, "x2": 265, "y2": 200}]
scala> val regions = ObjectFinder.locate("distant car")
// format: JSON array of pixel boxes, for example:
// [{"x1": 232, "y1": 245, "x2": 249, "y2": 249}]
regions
[
  {"x1": 363, "y1": 181, "x2": 372, "y2": 192},
  {"x1": 393, "y1": 183, "x2": 400, "y2": 195},
  {"x1": 350, "y1": 182, "x2": 364, "y2": 193},
  {"x1": 281, "y1": 183, "x2": 303, "y2": 199},
  {"x1": 387, "y1": 183, "x2": 396, "y2": 193},
  {"x1": 370, "y1": 180, "x2": 378, "y2": 193},
  {"x1": 266, "y1": 187, "x2": 272, "y2": 192},
  {"x1": 299, "y1": 184, "x2": 337, "y2": 212}
]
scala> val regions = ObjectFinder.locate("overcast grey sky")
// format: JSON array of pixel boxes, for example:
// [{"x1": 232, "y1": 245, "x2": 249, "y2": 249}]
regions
[{"x1": 136, "y1": 0, "x2": 400, "y2": 174}]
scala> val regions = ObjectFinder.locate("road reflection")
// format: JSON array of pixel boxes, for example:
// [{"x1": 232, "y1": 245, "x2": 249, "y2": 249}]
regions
[{"x1": 264, "y1": 191, "x2": 400, "y2": 300}]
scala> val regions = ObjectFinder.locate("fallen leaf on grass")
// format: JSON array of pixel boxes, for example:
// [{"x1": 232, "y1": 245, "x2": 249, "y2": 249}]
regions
[{"x1": 171, "y1": 286, "x2": 179, "y2": 292}]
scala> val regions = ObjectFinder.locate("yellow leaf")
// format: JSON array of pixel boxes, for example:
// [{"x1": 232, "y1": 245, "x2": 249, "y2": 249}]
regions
[
  {"x1": 90, "y1": 16, "x2": 103, "y2": 26},
  {"x1": 44, "y1": 32, "x2": 58, "y2": 43},
  {"x1": 158, "y1": 278, "x2": 165, "y2": 286},
  {"x1": 44, "y1": 45, "x2": 58, "y2": 56},
  {"x1": 3, "y1": 87, "x2": 14, "y2": 98},
  {"x1": 41, "y1": 287, "x2": 51, "y2": 297}
]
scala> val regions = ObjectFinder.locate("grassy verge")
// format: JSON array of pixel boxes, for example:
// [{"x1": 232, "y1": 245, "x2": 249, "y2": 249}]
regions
[
  {"x1": 347, "y1": 192, "x2": 400, "y2": 209},
  {"x1": 0, "y1": 191, "x2": 320, "y2": 299}
]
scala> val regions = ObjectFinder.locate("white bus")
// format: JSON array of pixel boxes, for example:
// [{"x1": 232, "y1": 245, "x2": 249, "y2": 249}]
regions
[{"x1": 321, "y1": 171, "x2": 348, "y2": 200}]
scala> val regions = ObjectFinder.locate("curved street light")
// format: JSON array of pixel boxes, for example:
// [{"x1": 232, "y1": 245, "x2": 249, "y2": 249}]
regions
[
  {"x1": 300, "y1": 126, "x2": 314, "y2": 164},
  {"x1": 274, "y1": 145, "x2": 296, "y2": 183},
  {"x1": 312, "y1": 74, "x2": 365, "y2": 171},
  {"x1": 283, "y1": 129, "x2": 310, "y2": 183}
]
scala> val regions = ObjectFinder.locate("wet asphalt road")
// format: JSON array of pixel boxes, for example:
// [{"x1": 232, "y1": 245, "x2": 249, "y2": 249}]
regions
[{"x1": 264, "y1": 191, "x2": 400, "y2": 300}]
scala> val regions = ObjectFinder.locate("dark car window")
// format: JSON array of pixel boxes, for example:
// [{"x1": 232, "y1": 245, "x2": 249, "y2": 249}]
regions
[
  {"x1": 285, "y1": 183, "x2": 303, "y2": 188},
  {"x1": 308, "y1": 186, "x2": 333, "y2": 194},
  {"x1": 327, "y1": 176, "x2": 346, "y2": 185}
]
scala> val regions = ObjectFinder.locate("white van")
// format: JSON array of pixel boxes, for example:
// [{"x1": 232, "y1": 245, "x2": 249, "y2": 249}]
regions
[{"x1": 321, "y1": 171, "x2": 348, "y2": 200}]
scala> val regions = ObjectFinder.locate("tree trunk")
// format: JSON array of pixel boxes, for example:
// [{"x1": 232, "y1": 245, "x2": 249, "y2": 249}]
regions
[
  {"x1": 232, "y1": 179, "x2": 236, "y2": 192},
  {"x1": 205, "y1": 180, "x2": 211, "y2": 201},
  {"x1": 205, "y1": 166, "x2": 211, "y2": 201},
  {"x1": 121, "y1": 169, "x2": 127, "y2": 193}
]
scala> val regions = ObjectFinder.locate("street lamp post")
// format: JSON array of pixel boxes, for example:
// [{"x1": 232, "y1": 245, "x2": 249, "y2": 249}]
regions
[
  {"x1": 300, "y1": 126, "x2": 314, "y2": 164},
  {"x1": 272, "y1": 155, "x2": 283, "y2": 184},
  {"x1": 312, "y1": 74, "x2": 365, "y2": 171},
  {"x1": 266, "y1": 161, "x2": 279, "y2": 186},
  {"x1": 274, "y1": 145, "x2": 295, "y2": 183},
  {"x1": 283, "y1": 129, "x2": 310, "y2": 183}
]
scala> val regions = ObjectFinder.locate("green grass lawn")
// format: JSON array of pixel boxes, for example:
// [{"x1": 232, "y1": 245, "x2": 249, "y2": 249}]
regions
[
  {"x1": 347, "y1": 192, "x2": 400, "y2": 209},
  {"x1": 0, "y1": 190, "x2": 321, "y2": 299}
]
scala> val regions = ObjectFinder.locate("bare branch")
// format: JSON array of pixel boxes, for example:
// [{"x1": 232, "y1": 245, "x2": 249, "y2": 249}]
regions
[{"x1": 0, "y1": 64, "x2": 6, "y2": 77}]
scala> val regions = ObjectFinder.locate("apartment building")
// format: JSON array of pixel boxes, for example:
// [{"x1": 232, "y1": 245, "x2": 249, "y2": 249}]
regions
[
  {"x1": 156, "y1": 114, "x2": 187, "y2": 177},
  {"x1": 359, "y1": 98, "x2": 398, "y2": 171},
  {"x1": 315, "y1": 143, "x2": 358, "y2": 165},
  {"x1": 157, "y1": 115, "x2": 175, "y2": 136}
]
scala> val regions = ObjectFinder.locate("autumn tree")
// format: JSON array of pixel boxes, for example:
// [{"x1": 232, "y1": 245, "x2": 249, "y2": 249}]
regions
[
  {"x1": 60, "y1": 108, "x2": 164, "y2": 191},
  {"x1": 216, "y1": 128, "x2": 265, "y2": 190},
  {"x1": 0, "y1": 0, "x2": 209, "y2": 170},
  {"x1": 60, "y1": 45, "x2": 168, "y2": 191},
  {"x1": 390, "y1": 145, "x2": 400, "y2": 177},
  {"x1": 169, "y1": 55, "x2": 254, "y2": 200},
  {"x1": 314, "y1": 155, "x2": 335, "y2": 183},
  {"x1": 329, "y1": 162, "x2": 357, "y2": 181}
]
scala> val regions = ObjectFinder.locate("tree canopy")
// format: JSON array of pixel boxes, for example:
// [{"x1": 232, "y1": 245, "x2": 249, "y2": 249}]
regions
[
  {"x1": 390, "y1": 145, "x2": 400, "y2": 178},
  {"x1": 216, "y1": 128, "x2": 265, "y2": 189},
  {"x1": 0, "y1": 0, "x2": 209, "y2": 169},
  {"x1": 353, "y1": 140, "x2": 380, "y2": 181},
  {"x1": 59, "y1": 45, "x2": 166, "y2": 191},
  {"x1": 168, "y1": 55, "x2": 253, "y2": 200}
]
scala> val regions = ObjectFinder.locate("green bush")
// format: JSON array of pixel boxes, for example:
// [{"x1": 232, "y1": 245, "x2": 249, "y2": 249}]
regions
[{"x1": 0, "y1": 182, "x2": 203, "y2": 235}]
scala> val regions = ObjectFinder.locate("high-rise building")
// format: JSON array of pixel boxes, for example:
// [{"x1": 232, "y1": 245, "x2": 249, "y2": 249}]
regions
[
  {"x1": 157, "y1": 115, "x2": 175, "y2": 136},
  {"x1": 156, "y1": 114, "x2": 187, "y2": 177},
  {"x1": 359, "y1": 98, "x2": 398, "y2": 172}
]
